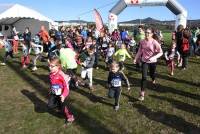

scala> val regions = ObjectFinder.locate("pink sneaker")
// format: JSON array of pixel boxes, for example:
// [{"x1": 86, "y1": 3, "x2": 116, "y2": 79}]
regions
[{"x1": 67, "y1": 116, "x2": 75, "y2": 123}]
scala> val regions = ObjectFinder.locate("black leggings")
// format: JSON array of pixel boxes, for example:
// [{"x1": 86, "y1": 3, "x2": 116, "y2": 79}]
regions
[
  {"x1": 141, "y1": 62, "x2": 157, "y2": 91},
  {"x1": 109, "y1": 87, "x2": 122, "y2": 106},
  {"x1": 4, "y1": 51, "x2": 14, "y2": 63}
]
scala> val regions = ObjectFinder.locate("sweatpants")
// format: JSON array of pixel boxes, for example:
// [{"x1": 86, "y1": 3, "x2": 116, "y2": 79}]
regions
[
  {"x1": 33, "y1": 54, "x2": 42, "y2": 67},
  {"x1": 47, "y1": 94, "x2": 73, "y2": 120},
  {"x1": 141, "y1": 62, "x2": 157, "y2": 91},
  {"x1": 81, "y1": 68, "x2": 93, "y2": 87}
]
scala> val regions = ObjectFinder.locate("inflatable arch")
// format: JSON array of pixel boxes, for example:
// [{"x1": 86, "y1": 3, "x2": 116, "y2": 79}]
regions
[{"x1": 108, "y1": 0, "x2": 187, "y2": 33}]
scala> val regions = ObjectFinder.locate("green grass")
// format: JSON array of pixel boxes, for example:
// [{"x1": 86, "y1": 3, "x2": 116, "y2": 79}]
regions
[{"x1": 0, "y1": 42, "x2": 200, "y2": 134}]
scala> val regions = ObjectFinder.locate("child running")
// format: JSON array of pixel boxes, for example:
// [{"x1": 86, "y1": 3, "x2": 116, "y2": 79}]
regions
[
  {"x1": 164, "y1": 40, "x2": 180, "y2": 76},
  {"x1": 114, "y1": 44, "x2": 131, "y2": 70},
  {"x1": 107, "y1": 61, "x2": 130, "y2": 111},
  {"x1": 0, "y1": 33, "x2": 14, "y2": 65},
  {"x1": 21, "y1": 43, "x2": 30, "y2": 68},
  {"x1": 31, "y1": 36, "x2": 43, "y2": 71},
  {"x1": 105, "y1": 42, "x2": 115, "y2": 68},
  {"x1": 80, "y1": 47, "x2": 95, "y2": 91},
  {"x1": 47, "y1": 57, "x2": 74, "y2": 124}
]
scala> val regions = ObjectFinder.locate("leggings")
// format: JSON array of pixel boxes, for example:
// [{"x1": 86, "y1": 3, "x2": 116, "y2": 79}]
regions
[
  {"x1": 141, "y1": 62, "x2": 157, "y2": 91},
  {"x1": 47, "y1": 94, "x2": 73, "y2": 120}
]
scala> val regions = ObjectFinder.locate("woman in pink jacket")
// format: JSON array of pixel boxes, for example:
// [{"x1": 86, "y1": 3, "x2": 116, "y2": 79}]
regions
[
  {"x1": 134, "y1": 28, "x2": 163, "y2": 101},
  {"x1": 48, "y1": 57, "x2": 74, "y2": 124}
]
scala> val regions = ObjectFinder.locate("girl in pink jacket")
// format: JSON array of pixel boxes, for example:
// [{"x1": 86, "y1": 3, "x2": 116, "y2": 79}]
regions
[
  {"x1": 47, "y1": 57, "x2": 74, "y2": 124},
  {"x1": 134, "y1": 28, "x2": 163, "y2": 101}
]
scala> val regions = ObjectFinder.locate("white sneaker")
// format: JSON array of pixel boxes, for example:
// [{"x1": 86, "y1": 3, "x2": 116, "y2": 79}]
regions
[
  {"x1": 32, "y1": 67, "x2": 38, "y2": 71},
  {"x1": 178, "y1": 63, "x2": 182, "y2": 67},
  {"x1": 114, "y1": 105, "x2": 119, "y2": 111},
  {"x1": 138, "y1": 96, "x2": 144, "y2": 101},
  {"x1": 0, "y1": 63, "x2": 6, "y2": 65}
]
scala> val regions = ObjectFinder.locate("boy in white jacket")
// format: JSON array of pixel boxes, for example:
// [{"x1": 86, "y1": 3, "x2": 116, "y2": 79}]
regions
[{"x1": 31, "y1": 37, "x2": 43, "y2": 71}]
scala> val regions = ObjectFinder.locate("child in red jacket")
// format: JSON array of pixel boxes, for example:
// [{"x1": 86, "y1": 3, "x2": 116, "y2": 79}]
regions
[{"x1": 47, "y1": 57, "x2": 74, "y2": 124}]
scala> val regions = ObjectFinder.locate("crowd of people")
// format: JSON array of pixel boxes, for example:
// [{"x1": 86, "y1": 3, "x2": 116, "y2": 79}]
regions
[{"x1": 0, "y1": 24, "x2": 199, "y2": 124}]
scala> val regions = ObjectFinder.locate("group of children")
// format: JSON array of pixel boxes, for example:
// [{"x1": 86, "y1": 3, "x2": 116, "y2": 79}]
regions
[{"x1": 0, "y1": 25, "x2": 193, "y2": 125}]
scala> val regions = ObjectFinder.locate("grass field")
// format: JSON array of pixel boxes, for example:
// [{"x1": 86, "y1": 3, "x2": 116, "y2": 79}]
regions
[{"x1": 0, "y1": 34, "x2": 200, "y2": 134}]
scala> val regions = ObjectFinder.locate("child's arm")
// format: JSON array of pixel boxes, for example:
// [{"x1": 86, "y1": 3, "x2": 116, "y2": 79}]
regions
[
  {"x1": 107, "y1": 72, "x2": 112, "y2": 88},
  {"x1": 125, "y1": 50, "x2": 131, "y2": 59},
  {"x1": 60, "y1": 73, "x2": 70, "y2": 102},
  {"x1": 39, "y1": 45, "x2": 43, "y2": 53},
  {"x1": 134, "y1": 42, "x2": 142, "y2": 64},
  {"x1": 148, "y1": 40, "x2": 163, "y2": 62},
  {"x1": 176, "y1": 51, "x2": 181, "y2": 62},
  {"x1": 114, "y1": 50, "x2": 119, "y2": 57},
  {"x1": 164, "y1": 51, "x2": 169, "y2": 60},
  {"x1": 120, "y1": 71, "x2": 130, "y2": 91}
]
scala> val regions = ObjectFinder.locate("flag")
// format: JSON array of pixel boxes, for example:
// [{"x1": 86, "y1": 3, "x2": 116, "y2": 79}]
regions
[{"x1": 94, "y1": 9, "x2": 104, "y2": 32}]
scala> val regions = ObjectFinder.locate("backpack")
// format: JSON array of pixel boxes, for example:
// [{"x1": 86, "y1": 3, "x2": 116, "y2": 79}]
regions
[{"x1": 182, "y1": 37, "x2": 189, "y2": 53}]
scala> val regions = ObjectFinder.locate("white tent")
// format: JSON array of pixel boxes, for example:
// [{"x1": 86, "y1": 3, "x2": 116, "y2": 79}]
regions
[{"x1": 0, "y1": 4, "x2": 57, "y2": 38}]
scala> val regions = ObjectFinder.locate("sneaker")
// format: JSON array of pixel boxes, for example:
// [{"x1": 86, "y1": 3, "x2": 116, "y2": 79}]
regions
[
  {"x1": 152, "y1": 80, "x2": 156, "y2": 85},
  {"x1": 177, "y1": 63, "x2": 182, "y2": 67},
  {"x1": 22, "y1": 65, "x2": 27, "y2": 69},
  {"x1": 32, "y1": 67, "x2": 38, "y2": 71},
  {"x1": 114, "y1": 105, "x2": 119, "y2": 111},
  {"x1": 67, "y1": 116, "x2": 75, "y2": 123},
  {"x1": 138, "y1": 95, "x2": 144, "y2": 101},
  {"x1": 170, "y1": 72, "x2": 174, "y2": 76},
  {"x1": 0, "y1": 62, "x2": 6, "y2": 65},
  {"x1": 182, "y1": 67, "x2": 186, "y2": 70}
]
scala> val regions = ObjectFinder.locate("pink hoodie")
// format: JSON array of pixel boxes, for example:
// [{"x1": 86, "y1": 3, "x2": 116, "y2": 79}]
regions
[{"x1": 135, "y1": 38, "x2": 163, "y2": 63}]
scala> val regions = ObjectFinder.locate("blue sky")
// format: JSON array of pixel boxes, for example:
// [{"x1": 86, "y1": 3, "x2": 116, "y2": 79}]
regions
[{"x1": 0, "y1": 0, "x2": 199, "y2": 22}]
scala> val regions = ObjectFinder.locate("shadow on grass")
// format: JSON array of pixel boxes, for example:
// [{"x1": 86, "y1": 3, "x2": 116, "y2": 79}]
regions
[
  {"x1": 125, "y1": 62, "x2": 200, "y2": 88},
  {"x1": 1, "y1": 56, "x2": 114, "y2": 134},
  {"x1": 150, "y1": 95, "x2": 200, "y2": 116},
  {"x1": 121, "y1": 92, "x2": 138, "y2": 103},
  {"x1": 96, "y1": 64, "x2": 109, "y2": 71},
  {"x1": 32, "y1": 73, "x2": 49, "y2": 84},
  {"x1": 127, "y1": 75, "x2": 200, "y2": 101},
  {"x1": 73, "y1": 88, "x2": 113, "y2": 107},
  {"x1": 93, "y1": 77, "x2": 107, "y2": 88},
  {"x1": 21, "y1": 89, "x2": 63, "y2": 118},
  {"x1": 133, "y1": 104, "x2": 200, "y2": 134},
  {"x1": 149, "y1": 83, "x2": 200, "y2": 101},
  {"x1": 126, "y1": 64, "x2": 200, "y2": 87}
]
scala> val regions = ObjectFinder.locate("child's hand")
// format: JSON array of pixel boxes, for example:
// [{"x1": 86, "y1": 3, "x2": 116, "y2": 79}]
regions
[
  {"x1": 60, "y1": 95, "x2": 65, "y2": 103},
  {"x1": 133, "y1": 59, "x2": 136, "y2": 64}
]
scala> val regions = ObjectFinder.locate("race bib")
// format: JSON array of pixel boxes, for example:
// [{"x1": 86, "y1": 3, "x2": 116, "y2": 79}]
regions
[
  {"x1": 102, "y1": 43, "x2": 108, "y2": 48},
  {"x1": 111, "y1": 78, "x2": 121, "y2": 87},
  {"x1": 51, "y1": 84, "x2": 62, "y2": 95}
]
